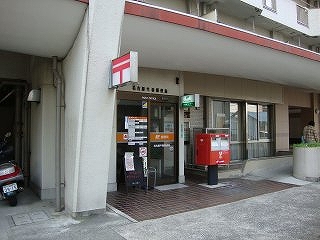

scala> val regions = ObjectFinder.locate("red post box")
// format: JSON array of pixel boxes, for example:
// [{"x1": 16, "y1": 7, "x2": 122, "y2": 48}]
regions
[{"x1": 195, "y1": 133, "x2": 230, "y2": 166}]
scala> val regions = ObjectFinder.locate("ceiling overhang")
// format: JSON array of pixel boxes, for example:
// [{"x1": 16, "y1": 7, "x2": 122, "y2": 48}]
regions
[
  {"x1": 0, "y1": 0, "x2": 88, "y2": 58},
  {"x1": 121, "y1": 1, "x2": 320, "y2": 91}
]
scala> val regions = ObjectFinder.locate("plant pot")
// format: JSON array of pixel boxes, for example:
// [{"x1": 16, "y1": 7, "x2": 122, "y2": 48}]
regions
[{"x1": 293, "y1": 147, "x2": 320, "y2": 181}]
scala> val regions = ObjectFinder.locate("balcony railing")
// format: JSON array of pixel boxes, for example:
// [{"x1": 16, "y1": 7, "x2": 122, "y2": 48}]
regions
[
  {"x1": 295, "y1": 0, "x2": 320, "y2": 9},
  {"x1": 263, "y1": 0, "x2": 277, "y2": 12},
  {"x1": 297, "y1": 4, "x2": 309, "y2": 26}
]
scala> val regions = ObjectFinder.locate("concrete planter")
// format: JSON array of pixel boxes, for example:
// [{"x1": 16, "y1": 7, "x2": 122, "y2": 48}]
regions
[{"x1": 293, "y1": 147, "x2": 320, "y2": 181}]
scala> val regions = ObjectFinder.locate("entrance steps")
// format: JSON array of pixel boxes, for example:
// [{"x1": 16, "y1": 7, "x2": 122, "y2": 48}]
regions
[
  {"x1": 185, "y1": 155, "x2": 294, "y2": 180},
  {"x1": 185, "y1": 162, "x2": 244, "y2": 180}
]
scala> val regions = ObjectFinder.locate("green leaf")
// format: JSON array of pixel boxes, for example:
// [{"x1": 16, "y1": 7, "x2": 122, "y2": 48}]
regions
[{"x1": 293, "y1": 143, "x2": 320, "y2": 148}]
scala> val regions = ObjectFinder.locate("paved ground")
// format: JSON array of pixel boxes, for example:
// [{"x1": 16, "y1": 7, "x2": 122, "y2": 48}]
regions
[
  {"x1": 112, "y1": 183, "x2": 320, "y2": 240},
  {"x1": 1, "y1": 163, "x2": 319, "y2": 240},
  {"x1": 107, "y1": 176, "x2": 296, "y2": 221}
]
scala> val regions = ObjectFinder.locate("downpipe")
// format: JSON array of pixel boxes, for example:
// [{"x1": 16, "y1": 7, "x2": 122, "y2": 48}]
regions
[{"x1": 53, "y1": 57, "x2": 62, "y2": 212}]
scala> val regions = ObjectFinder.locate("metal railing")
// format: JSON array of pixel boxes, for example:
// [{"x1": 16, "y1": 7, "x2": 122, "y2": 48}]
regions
[
  {"x1": 297, "y1": 4, "x2": 309, "y2": 26},
  {"x1": 263, "y1": 0, "x2": 277, "y2": 12},
  {"x1": 295, "y1": 0, "x2": 320, "y2": 9}
]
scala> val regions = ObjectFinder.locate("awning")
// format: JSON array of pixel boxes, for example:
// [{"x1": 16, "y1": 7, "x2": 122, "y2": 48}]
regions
[
  {"x1": 0, "y1": 0, "x2": 87, "y2": 58},
  {"x1": 121, "y1": 1, "x2": 320, "y2": 91}
]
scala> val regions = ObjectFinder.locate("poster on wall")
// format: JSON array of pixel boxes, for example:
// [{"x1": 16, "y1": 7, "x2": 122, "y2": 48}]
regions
[
  {"x1": 123, "y1": 152, "x2": 145, "y2": 192},
  {"x1": 125, "y1": 116, "x2": 148, "y2": 145},
  {"x1": 124, "y1": 152, "x2": 135, "y2": 171},
  {"x1": 139, "y1": 147, "x2": 147, "y2": 157}
]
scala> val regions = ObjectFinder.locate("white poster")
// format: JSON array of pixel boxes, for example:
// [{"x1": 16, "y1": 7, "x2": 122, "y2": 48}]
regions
[
  {"x1": 124, "y1": 152, "x2": 135, "y2": 171},
  {"x1": 139, "y1": 147, "x2": 147, "y2": 157}
]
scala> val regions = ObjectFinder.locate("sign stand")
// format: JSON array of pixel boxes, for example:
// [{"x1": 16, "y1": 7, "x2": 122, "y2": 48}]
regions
[{"x1": 123, "y1": 152, "x2": 146, "y2": 194}]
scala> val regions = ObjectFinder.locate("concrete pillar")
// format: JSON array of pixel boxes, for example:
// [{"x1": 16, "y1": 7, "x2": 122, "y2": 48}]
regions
[
  {"x1": 29, "y1": 57, "x2": 56, "y2": 200},
  {"x1": 275, "y1": 103, "x2": 289, "y2": 152},
  {"x1": 312, "y1": 93, "x2": 320, "y2": 133},
  {"x1": 178, "y1": 72, "x2": 185, "y2": 183},
  {"x1": 63, "y1": 0, "x2": 125, "y2": 216}
]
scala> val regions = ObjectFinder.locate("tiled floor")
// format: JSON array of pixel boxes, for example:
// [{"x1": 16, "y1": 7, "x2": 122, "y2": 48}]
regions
[{"x1": 107, "y1": 174, "x2": 297, "y2": 222}]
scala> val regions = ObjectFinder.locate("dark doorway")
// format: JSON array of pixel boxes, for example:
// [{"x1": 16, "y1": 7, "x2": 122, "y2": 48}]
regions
[{"x1": 116, "y1": 91, "x2": 179, "y2": 187}]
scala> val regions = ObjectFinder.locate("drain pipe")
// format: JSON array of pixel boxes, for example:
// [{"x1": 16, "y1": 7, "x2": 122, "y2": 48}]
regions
[{"x1": 53, "y1": 56, "x2": 62, "y2": 212}]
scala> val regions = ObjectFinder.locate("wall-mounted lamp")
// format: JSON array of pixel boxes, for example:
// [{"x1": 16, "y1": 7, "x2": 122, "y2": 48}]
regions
[
  {"x1": 27, "y1": 89, "x2": 41, "y2": 103},
  {"x1": 315, "y1": 108, "x2": 320, "y2": 114}
]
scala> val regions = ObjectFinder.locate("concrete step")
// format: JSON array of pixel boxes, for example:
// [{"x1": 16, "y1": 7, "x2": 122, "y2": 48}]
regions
[{"x1": 185, "y1": 162, "x2": 244, "y2": 180}]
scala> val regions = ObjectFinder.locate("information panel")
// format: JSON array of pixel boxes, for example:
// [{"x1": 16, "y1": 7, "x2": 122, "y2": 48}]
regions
[
  {"x1": 124, "y1": 152, "x2": 145, "y2": 191},
  {"x1": 125, "y1": 116, "x2": 148, "y2": 145}
]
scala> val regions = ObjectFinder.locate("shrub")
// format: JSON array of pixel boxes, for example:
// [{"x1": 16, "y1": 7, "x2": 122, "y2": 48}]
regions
[{"x1": 293, "y1": 143, "x2": 320, "y2": 148}]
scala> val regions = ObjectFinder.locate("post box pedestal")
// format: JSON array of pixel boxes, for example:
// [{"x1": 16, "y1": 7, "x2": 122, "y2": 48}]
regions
[{"x1": 208, "y1": 165, "x2": 218, "y2": 185}]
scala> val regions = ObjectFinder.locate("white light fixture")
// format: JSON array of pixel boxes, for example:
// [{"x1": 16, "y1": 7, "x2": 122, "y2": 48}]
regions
[{"x1": 27, "y1": 89, "x2": 41, "y2": 103}]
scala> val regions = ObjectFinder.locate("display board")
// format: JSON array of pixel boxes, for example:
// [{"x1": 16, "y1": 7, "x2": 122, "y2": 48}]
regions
[
  {"x1": 124, "y1": 152, "x2": 145, "y2": 192},
  {"x1": 125, "y1": 116, "x2": 148, "y2": 145}
]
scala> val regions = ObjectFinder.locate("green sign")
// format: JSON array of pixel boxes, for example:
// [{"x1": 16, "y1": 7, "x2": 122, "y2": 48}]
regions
[{"x1": 181, "y1": 94, "x2": 199, "y2": 108}]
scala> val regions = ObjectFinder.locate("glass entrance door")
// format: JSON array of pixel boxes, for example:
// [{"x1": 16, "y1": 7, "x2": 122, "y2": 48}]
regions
[
  {"x1": 116, "y1": 99, "x2": 148, "y2": 185},
  {"x1": 149, "y1": 103, "x2": 176, "y2": 185},
  {"x1": 116, "y1": 93, "x2": 178, "y2": 187}
]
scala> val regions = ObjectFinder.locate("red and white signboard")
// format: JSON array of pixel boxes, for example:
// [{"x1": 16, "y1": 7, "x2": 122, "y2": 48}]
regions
[{"x1": 110, "y1": 51, "x2": 138, "y2": 88}]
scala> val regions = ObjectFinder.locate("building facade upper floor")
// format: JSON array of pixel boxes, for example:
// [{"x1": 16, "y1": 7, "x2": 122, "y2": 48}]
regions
[{"x1": 133, "y1": 0, "x2": 320, "y2": 53}]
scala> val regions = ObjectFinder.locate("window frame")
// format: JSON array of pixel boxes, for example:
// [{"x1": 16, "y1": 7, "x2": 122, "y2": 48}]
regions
[{"x1": 263, "y1": 0, "x2": 277, "y2": 12}]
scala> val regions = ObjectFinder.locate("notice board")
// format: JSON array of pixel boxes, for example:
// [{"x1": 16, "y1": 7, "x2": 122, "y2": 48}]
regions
[{"x1": 124, "y1": 152, "x2": 145, "y2": 191}]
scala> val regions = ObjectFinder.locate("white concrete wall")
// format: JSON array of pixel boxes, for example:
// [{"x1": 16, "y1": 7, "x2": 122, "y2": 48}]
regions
[
  {"x1": 275, "y1": 103, "x2": 289, "y2": 152},
  {"x1": 184, "y1": 72, "x2": 283, "y2": 104},
  {"x1": 29, "y1": 57, "x2": 56, "y2": 199},
  {"x1": 177, "y1": 72, "x2": 185, "y2": 183},
  {"x1": 275, "y1": 87, "x2": 314, "y2": 152},
  {"x1": 217, "y1": 12, "x2": 270, "y2": 37},
  {"x1": 63, "y1": 0, "x2": 125, "y2": 216},
  {"x1": 63, "y1": 9, "x2": 89, "y2": 213},
  {"x1": 0, "y1": 51, "x2": 57, "y2": 198},
  {"x1": 144, "y1": 0, "x2": 187, "y2": 12},
  {"x1": 309, "y1": 9, "x2": 320, "y2": 35},
  {"x1": 118, "y1": 67, "x2": 181, "y2": 96},
  {"x1": 29, "y1": 101, "x2": 42, "y2": 191},
  {"x1": 243, "y1": 0, "x2": 320, "y2": 36},
  {"x1": 284, "y1": 87, "x2": 312, "y2": 108},
  {"x1": 39, "y1": 85, "x2": 56, "y2": 197}
]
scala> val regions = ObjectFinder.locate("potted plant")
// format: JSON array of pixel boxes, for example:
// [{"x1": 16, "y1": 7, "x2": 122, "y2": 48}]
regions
[{"x1": 293, "y1": 143, "x2": 320, "y2": 182}]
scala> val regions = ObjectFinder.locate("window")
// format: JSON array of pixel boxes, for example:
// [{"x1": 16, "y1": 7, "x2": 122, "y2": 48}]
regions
[
  {"x1": 263, "y1": 0, "x2": 276, "y2": 12},
  {"x1": 230, "y1": 102, "x2": 245, "y2": 161},
  {"x1": 230, "y1": 103, "x2": 240, "y2": 141},
  {"x1": 297, "y1": 5, "x2": 309, "y2": 26},
  {"x1": 247, "y1": 104, "x2": 258, "y2": 141},
  {"x1": 247, "y1": 103, "x2": 273, "y2": 158},
  {"x1": 209, "y1": 100, "x2": 274, "y2": 160},
  {"x1": 211, "y1": 101, "x2": 230, "y2": 128},
  {"x1": 259, "y1": 105, "x2": 271, "y2": 139}
]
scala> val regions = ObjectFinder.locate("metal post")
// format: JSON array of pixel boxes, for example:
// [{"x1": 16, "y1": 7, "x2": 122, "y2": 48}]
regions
[
  {"x1": 207, "y1": 165, "x2": 218, "y2": 185},
  {"x1": 53, "y1": 57, "x2": 62, "y2": 212}
]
